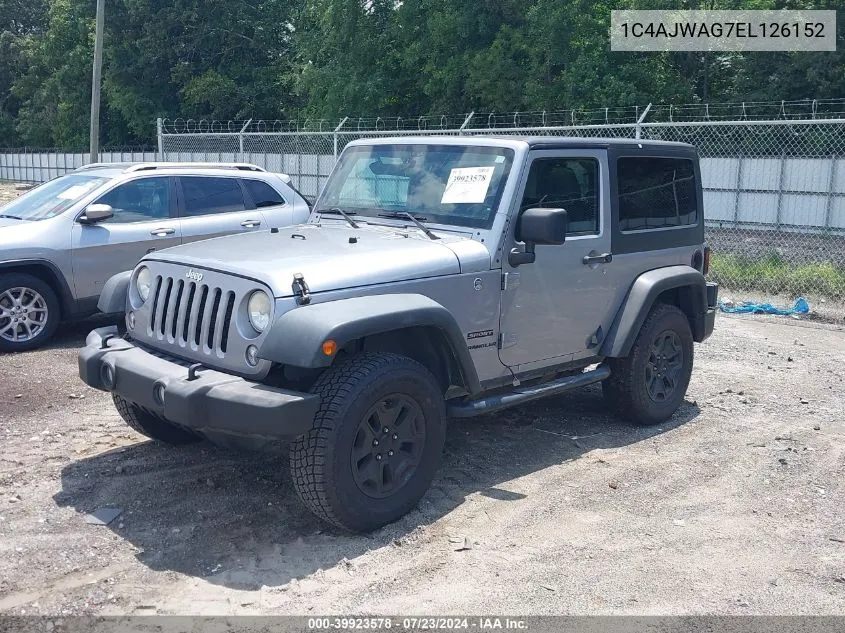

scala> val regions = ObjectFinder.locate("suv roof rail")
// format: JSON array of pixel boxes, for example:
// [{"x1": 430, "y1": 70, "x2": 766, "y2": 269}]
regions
[
  {"x1": 122, "y1": 162, "x2": 267, "y2": 173},
  {"x1": 75, "y1": 162, "x2": 130, "y2": 171}
]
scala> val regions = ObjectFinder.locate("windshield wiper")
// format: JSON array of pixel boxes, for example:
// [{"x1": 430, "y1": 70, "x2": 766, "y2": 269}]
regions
[
  {"x1": 378, "y1": 211, "x2": 439, "y2": 240},
  {"x1": 315, "y1": 207, "x2": 359, "y2": 229},
  {"x1": 0, "y1": 214, "x2": 23, "y2": 220}
]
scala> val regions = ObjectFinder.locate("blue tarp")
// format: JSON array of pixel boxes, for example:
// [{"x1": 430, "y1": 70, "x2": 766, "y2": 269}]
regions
[{"x1": 719, "y1": 297, "x2": 810, "y2": 316}]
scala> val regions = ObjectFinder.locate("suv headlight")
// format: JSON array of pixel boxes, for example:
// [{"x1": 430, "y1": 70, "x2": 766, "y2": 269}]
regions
[
  {"x1": 247, "y1": 290, "x2": 271, "y2": 332},
  {"x1": 136, "y1": 266, "x2": 152, "y2": 302}
]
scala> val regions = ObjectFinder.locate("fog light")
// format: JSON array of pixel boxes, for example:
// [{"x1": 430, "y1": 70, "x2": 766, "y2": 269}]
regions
[
  {"x1": 127, "y1": 311, "x2": 136, "y2": 330},
  {"x1": 245, "y1": 345, "x2": 260, "y2": 367},
  {"x1": 152, "y1": 382, "x2": 166, "y2": 406},
  {"x1": 100, "y1": 363, "x2": 116, "y2": 389}
]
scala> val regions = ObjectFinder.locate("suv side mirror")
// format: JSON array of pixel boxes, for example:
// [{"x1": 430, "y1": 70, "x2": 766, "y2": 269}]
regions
[
  {"x1": 510, "y1": 207, "x2": 568, "y2": 266},
  {"x1": 80, "y1": 203, "x2": 113, "y2": 224}
]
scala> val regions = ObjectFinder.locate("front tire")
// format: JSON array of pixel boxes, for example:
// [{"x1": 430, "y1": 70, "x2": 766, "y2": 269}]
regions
[
  {"x1": 603, "y1": 303, "x2": 694, "y2": 426},
  {"x1": 290, "y1": 352, "x2": 446, "y2": 532},
  {"x1": 113, "y1": 394, "x2": 200, "y2": 445},
  {"x1": 0, "y1": 273, "x2": 60, "y2": 352}
]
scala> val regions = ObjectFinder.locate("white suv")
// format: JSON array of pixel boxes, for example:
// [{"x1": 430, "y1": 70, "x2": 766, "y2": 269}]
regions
[{"x1": 0, "y1": 163, "x2": 311, "y2": 351}]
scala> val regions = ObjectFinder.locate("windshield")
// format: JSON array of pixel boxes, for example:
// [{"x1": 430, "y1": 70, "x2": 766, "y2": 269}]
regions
[
  {"x1": 316, "y1": 144, "x2": 514, "y2": 229},
  {"x1": 0, "y1": 174, "x2": 108, "y2": 221}
]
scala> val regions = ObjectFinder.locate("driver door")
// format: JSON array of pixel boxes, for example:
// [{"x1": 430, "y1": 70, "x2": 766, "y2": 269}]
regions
[
  {"x1": 71, "y1": 176, "x2": 181, "y2": 304},
  {"x1": 498, "y1": 150, "x2": 616, "y2": 370}
]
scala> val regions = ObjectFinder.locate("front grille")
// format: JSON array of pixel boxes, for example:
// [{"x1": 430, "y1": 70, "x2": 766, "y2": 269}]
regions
[{"x1": 147, "y1": 275, "x2": 237, "y2": 357}]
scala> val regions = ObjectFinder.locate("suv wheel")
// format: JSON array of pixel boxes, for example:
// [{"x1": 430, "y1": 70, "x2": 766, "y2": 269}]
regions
[
  {"x1": 0, "y1": 273, "x2": 60, "y2": 353},
  {"x1": 113, "y1": 394, "x2": 201, "y2": 445},
  {"x1": 603, "y1": 303, "x2": 694, "y2": 426},
  {"x1": 290, "y1": 352, "x2": 446, "y2": 532}
]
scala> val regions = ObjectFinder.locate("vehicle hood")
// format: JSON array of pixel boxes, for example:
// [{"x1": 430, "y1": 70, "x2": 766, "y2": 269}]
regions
[
  {"x1": 0, "y1": 217, "x2": 68, "y2": 258},
  {"x1": 146, "y1": 223, "x2": 492, "y2": 298},
  {"x1": 0, "y1": 218, "x2": 26, "y2": 229}
]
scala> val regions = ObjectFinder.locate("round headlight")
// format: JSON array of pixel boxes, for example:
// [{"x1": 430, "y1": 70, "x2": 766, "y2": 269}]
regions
[
  {"x1": 136, "y1": 266, "x2": 152, "y2": 302},
  {"x1": 247, "y1": 290, "x2": 271, "y2": 332}
]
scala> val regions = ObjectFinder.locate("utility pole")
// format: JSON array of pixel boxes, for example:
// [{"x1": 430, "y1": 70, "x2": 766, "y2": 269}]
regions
[{"x1": 89, "y1": 0, "x2": 105, "y2": 163}]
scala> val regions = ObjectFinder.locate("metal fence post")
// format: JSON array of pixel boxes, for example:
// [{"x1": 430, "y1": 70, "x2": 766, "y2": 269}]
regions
[
  {"x1": 824, "y1": 154, "x2": 838, "y2": 234},
  {"x1": 156, "y1": 118, "x2": 163, "y2": 161},
  {"x1": 775, "y1": 147, "x2": 787, "y2": 230},
  {"x1": 459, "y1": 111, "x2": 475, "y2": 135},
  {"x1": 734, "y1": 154, "x2": 744, "y2": 224},
  {"x1": 238, "y1": 119, "x2": 252, "y2": 161},
  {"x1": 635, "y1": 103, "x2": 652, "y2": 140},
  {"x1": 333, "y1": 117, "x2": 348, "y2": 160}
]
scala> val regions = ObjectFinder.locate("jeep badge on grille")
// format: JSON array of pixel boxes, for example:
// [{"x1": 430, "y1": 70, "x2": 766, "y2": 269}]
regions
[{"x1": 186, "y1": 269, "x2": 203, "y2": 282}]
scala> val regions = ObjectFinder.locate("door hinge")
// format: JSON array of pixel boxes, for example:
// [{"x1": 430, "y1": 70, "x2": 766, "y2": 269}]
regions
[
  {"x1": 501, "y1": 272, "x2": 520, "y2": 291},
  {"x1": 498, "y1": 332, "x2": 519, "y2": 349},
  {"x1": 587, "y1": 325, "x2": 604, "y2": 349}
]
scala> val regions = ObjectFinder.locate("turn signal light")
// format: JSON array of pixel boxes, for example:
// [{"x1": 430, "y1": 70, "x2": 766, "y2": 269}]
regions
[{"x1": 322, "y1": 339, "x2": 337, "y2": 356}]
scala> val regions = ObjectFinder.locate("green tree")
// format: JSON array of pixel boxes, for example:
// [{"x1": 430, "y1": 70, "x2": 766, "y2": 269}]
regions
[{"x1": 0, "y1": 0, "x2": 48, "y2": 145}]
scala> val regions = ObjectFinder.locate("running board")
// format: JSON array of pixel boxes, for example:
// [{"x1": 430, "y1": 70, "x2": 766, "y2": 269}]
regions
[{"x1": 447, "y1": 364, "x2": 611, "y2": 418}]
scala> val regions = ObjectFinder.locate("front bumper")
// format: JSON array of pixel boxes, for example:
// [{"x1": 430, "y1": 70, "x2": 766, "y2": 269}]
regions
[{"x1": 78, "y1": 327, "x2": 320, "y2": 440}]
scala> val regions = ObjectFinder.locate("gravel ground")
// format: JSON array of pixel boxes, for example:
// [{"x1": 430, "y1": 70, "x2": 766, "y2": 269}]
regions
[
  {"x1": 0, "y1": 181, "x2": 26, "y2": 205},
  {"x1": 0, "y1": 314, "x2": 843, "y2": 616}
]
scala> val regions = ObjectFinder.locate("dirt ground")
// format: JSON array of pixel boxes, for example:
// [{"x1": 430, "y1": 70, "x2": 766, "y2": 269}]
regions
[
  {"x1": 0, "y1": 181, "x2": 27, "y2": 205},
  {"x1": 0, "y1": 314, "x2": 843, "y2": 616}
]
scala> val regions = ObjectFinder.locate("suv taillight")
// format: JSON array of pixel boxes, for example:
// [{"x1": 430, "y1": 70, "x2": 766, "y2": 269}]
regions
[{"x1": 703, "y1": 246, "x2": 711, "y2": 275}]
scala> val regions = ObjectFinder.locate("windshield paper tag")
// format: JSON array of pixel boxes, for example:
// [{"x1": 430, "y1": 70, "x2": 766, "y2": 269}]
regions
[{"x1": 441, "y1": 166, "x2": 495, "y2": 204}]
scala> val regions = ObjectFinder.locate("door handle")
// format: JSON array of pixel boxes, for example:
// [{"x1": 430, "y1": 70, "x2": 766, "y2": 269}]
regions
[
  {"x1": 241, "y1": 219, "x2": 261, "y2": 228},
  {"x1": 150, "y1": 227, "x2": 175, "y2": 237},
  {"x1": 583, "y1": 252, "x2": 613, "y2": 265}
]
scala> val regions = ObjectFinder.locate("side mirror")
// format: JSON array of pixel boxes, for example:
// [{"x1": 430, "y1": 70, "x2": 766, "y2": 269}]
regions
[
  {"x1": 80, "y1": 203, "x2": 113, "y2": 224},
  {"x1": 510, "y1": 207, "x2": 568, "y2": 266}
]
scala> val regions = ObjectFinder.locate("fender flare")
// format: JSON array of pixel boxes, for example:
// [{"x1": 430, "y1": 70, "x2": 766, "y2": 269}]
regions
[
  {"x1": 0, "y1": 258, "x2": 75, "y2": 316},
  {"x1": 97, "y1": 271, "x2": 132, "y2": 314},
  {"x1": 600, "y1": 265, "x2": 708, "y2": 358},
  {"x1": 259, "y1": 293, "x2": 481, "y2": 394}
]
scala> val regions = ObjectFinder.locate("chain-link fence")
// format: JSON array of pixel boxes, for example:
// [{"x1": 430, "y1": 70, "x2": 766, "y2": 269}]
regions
[
  {"x1": 2, "y1": 101, "x2": 844, "y2": 313},
  {"x1": 157, "y1": 107, "x2": 845, "y2": 311}
]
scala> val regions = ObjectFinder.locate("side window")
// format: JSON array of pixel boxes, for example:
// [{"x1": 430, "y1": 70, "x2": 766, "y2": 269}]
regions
[
  {"x1": 180, "y1": 177, "x2": 247, "y2": 217},
  {"x1": 520, "y1": 158, "x2": 599, "y2": 235},
  {"x1": 242, "y1": 179, "x2": 286, "y2": 208},
  {"x1": 617, "y1": 157, "x2": 697, "y2": 231},
  {"x1": 95, "y1": 177, "x2": 171, "y2": 224}
]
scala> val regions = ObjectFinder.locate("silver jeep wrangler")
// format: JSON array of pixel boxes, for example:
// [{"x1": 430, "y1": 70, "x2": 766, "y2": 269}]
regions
[{"x1": 79, "y1": 136, "x2": 718, "y2": 532}]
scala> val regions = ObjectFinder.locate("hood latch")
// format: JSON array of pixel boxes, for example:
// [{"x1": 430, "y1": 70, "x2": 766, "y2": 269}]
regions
[{"x1": 292, "y1": 273, "x2": 311, "y2": 305}]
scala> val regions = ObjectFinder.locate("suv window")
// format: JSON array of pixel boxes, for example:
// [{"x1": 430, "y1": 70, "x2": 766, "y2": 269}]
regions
[
  {"x1": 95, "y1": 177, "x2": 171, "y2": 223},
  {"x1": 241, "y1": 180, "x2": 285, "y2": 209},
  {"x1": 243, "y1": 179, "x2": 286, "y2": 208},
  {"x1": 617, "y1": 157, "x2": 697, "y2": 231},
  {"x1": 180, "y1": 177, "x2": 247, "y2": 216},
  {"x1": 520, "y1": 158, "x2": 599, "y2": 235}
]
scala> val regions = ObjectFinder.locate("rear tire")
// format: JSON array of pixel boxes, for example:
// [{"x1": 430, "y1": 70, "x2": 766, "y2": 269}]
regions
[
  {"x1": 0, "y1": 273, "x2": 60, "y2": 352},
  {"x1": 603, "y1": 303, "x2": 694, "y2": 426},
  {"x1": 290, "y1": 352, "x2": 446, "y2": 532},
  {"x1": 112, "y1": 394, "x2": 200, "y2": 445}
]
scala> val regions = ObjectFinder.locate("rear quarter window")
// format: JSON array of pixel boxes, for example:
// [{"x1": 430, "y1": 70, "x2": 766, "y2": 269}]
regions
[
  {"x1": 617, "y1": 157, "x2": 697, "y2": 231},
  {"x1": 243, "y1": 179, "x2": 286, "y2": 208}
]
